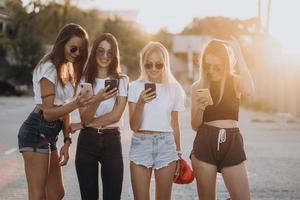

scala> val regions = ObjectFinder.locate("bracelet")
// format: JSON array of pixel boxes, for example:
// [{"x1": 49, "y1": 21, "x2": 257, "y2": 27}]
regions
[
  {"x1": 63, "y1": 137, "x2": 72, "y2": 144},
  {"x1": 176, "y1": 150, "x2": 183, "y2": 155}
]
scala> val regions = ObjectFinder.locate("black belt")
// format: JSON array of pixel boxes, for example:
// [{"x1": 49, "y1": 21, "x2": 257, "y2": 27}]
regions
[{"x1": 84, "y1": 127, "x2": 120, "y2": 135}]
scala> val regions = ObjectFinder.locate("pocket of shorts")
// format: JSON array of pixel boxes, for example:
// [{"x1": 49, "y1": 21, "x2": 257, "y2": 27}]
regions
[
  {"x1": 131, "y1": 135, "x2": 142, "y2": 147},
  {"x1": 164, "y1": 135, "x2": 175, "y2": 145}
]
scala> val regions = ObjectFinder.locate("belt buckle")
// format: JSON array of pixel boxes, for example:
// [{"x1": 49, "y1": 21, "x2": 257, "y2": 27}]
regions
[
  {"x1": 97, "y1": 128, "x2": 105, "y2": 135},
  {"x1": 33, "y1": 106, "x2": 42, "y2": 114}
]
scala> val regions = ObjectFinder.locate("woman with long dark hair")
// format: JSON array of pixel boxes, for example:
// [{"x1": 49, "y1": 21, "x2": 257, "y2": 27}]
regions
[
  {"x1": 74, "y1": 33, "x2": 128, "y2": 200},
  {"x1": 17, "y1": 23, "x2": 91, "y2": 200}
]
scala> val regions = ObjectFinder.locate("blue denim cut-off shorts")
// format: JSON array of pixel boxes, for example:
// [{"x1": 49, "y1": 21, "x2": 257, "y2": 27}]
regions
[
  {"x1": 129, "y1": 132, "x2": 179, "y2": 169},
  {"x1": 18, "y1": 110, "x2": 63, "y2": 153}
]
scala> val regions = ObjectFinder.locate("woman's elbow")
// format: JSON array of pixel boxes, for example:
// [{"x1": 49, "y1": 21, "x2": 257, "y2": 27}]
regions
[
  {"x1": 191, "y1": 121, "x2": 200, "y2": 132},
  {"x1": 81, "y1": 116, "x2": 93, "y2": 125},
  {"x1": 130, "y1": 122, "x2": 139, "y2": 132}
]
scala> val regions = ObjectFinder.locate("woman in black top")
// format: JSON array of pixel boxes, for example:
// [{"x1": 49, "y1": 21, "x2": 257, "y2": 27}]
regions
[{"x1": 190, "y1": 38, "x2": 254, "y2": 200}]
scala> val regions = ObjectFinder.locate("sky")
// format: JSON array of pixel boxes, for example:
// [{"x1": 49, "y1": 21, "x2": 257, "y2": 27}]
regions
[
  {"x1": 20, "y1": 0, "x2": 300, "y2": 55},
  {"x1": 74, "y1": 0, "x2": 299, "y2": 55}
]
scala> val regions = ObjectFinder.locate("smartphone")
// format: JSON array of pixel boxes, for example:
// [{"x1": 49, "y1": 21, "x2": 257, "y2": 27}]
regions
[
  {"x1": 104, "y1": 79, "x2": 118, "y2": 92},
  {"x1": 79, "y1": 83, "x2": 93, "y2": 95},
  {"x1": 196, "y1": 88, "x2": 213, "y2": 105},
  {"x1": 144, "y1": 83, "x2": 156, "y2": 94}
]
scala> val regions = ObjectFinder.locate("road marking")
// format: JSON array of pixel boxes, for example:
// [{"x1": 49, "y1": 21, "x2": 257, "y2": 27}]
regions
[{"x1": 4, "y1": 148, "x2": 17, "y2": 155}]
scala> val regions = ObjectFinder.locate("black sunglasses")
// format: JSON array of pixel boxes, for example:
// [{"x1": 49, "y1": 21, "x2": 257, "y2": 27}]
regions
[
  {"x1": 144, "y1": 62, "x2": 164, "y2": 70},
  {"x1": 96, "y1": 48, "x2": 113, "y2": 58},
  {"x1": 70, "y1": 46, "x2": 81, "y2": 54}
]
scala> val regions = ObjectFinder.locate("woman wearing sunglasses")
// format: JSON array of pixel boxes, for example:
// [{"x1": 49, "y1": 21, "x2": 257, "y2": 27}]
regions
[
  {"x1": 128, "y1": 41, "x2": 185, "y2": 200},
  {"x1": 190, "y1": 38, "x2": 255, "y2": 200},
  {"x1": 17, "y1": 23, "x2": 92, "y2": 199},
  {"x1": 74, "y1": 33, "x2": 128, "y2": 200}
]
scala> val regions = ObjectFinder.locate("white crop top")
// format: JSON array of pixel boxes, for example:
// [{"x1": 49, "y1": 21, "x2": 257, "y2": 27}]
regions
[
  {"x1": 81, "y1": 75, "x2": 129, "y2": 128},
  {"x1": 32, "y1": 61, "x2": 74, "y2": 106},
  {"x1": 128, "y1": 80, "x2": 185, "y2": 132}
]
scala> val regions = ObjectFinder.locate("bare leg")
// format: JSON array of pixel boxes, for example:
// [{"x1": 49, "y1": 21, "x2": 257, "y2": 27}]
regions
[
  {"x1": 22, "y1": 152, "x2": 49, "y2": 200},
  {"x1": 154, "y1": 161, "x2": 176, "y2": 200},
  {"x1": 46, "y1": 151, "x2": 65, "y2": 200},
  {"x1": 191, "y1": 155, "x2": 217, "y2": 200},
  {"x1": 130, "y1": 162, "x2": 152, "y2": 200},
  {"x1": 221, "y1": 162, "x2": 250, "y2": 200}
]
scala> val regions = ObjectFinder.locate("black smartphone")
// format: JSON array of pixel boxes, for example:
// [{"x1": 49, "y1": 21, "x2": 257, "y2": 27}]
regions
[
  {"x1": 104, "y1": 79, "x2": 118, "y2": 92},
  {"x1": 144, "y1": 83, "x2": 156, "y2": 94}
]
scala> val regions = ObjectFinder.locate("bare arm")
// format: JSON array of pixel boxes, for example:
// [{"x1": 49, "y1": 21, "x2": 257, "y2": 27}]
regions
[
  {"x1": 40, "y1": 78, "x2": 92, "y2": 121},
  {"x1": 128, "y1": 89, "x2": 155, "y2": 132},
  {"x1": 190, "y1": 82, "x2": 210, "y2": 132},
  {"x1": 79, "y1": 86, "x2": 117, "y2": 125},
  {"x1": 229, "y1": 39, "x2": 255, "y2": 97},
  {"x1": 86, "y1": 96, "x2": 127, "y2": 127},
  {"x1": 171, "y1": 111, "x2": 181, "y2": 152}
]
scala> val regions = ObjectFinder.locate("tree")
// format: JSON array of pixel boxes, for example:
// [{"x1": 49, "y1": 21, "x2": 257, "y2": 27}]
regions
[{"x1": 102, "y1": 18, "x2": 150, "y2": 79}]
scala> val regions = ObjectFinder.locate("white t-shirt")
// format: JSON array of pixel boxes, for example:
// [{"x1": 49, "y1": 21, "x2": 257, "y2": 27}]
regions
[
  {"x1": 82, "y1": 75, "x2": 129, "y2": 128},
  {"x1": 32, "y1": 61, "x2": 74, "y2": 106},
  {"x1": 128, "y1": 80, "x2": 185, "y2": 132}
]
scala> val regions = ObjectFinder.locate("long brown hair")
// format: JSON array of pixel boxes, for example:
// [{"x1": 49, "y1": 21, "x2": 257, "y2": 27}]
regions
[
  {"x1": 37, "y1": 23, "x2": 89, "y2": 87},
  {"x1": 199, "y1": 39, "x2": 233, "y2": 104},
  {"x1": 84, "y1": 33, "x2": 121, "y2": 86}
]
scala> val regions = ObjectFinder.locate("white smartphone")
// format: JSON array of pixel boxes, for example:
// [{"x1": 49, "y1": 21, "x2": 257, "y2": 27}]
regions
[
  {"x1": 79, "y1": 83, "x2": 93, "y2": 95},
  {"x1": 196, "y1": 88, "x2": 213, "y2": 105}
]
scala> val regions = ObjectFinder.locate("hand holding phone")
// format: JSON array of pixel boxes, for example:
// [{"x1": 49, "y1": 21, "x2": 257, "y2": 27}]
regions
[
  {"x1": 144, "y1": 83, "x2": 156, "y2": 94},
  {"x1": 196, "y1": 88, "x2": 213, "y2": 106},
  {"x1": 138, "y1": 83, "x2": 156, "y2": 104},
  {"x1": 79, "y1": 83, "x2": 93, "y2": 95},
  {"x1": 104, "y1": 79, "x2": 118, "y2": 92}
]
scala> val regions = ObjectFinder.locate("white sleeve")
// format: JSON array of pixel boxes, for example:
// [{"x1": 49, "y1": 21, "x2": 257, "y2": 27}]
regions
[
  {"x1": 173, "y1": 84, "x2": 186, "y2": 111},
  {"x1": 128, "y1": 82, "x2": 140, "y2": 103},
  {"x1": 118, "y1": 76, "x2": 129, "y2": 97},
  {"x1": 36, "y1": 62, "x2": 57, "y2": 84}
]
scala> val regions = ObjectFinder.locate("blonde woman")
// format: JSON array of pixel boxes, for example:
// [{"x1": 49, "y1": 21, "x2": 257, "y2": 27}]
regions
[
  {"x1": 190, "y1": 38, "x2": 255, "y2": 200},
  {"x1": 128, "y1": 42, "x2": 185, "y2": 200}
]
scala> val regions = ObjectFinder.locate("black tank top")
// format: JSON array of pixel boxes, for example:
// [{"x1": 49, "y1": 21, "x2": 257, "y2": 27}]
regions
[{"x1": 203, "y1": 75, "x2": 239, "y2": 122}]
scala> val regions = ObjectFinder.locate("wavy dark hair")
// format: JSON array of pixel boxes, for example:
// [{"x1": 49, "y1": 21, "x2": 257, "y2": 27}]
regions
[
  {"x1": 84, "y1": 33, "x2": 121, "y2": 86},
  {"x1": 37, "y1": 23, "x2": 89, "y2": 87}
]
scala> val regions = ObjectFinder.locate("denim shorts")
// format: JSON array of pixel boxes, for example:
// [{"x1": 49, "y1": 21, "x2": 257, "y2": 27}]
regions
[
  {"x1": 18, "y1": 110, "x2": 63, "y2": 153},
  {"x1": 129, "y1": 132, "x2": 179, "y2": 169}
]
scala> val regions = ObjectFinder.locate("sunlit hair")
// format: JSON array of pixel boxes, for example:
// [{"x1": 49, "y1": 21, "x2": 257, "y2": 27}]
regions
[
  {"x1": 83, "y1": 33, "x2": 121, "y2": 86},
  {"x1": 138, "y1": 41, "x2": 175, "y2": 84},
  {"x1": 138, "y1": 41, "x2": 186, "y2": 98},
  {"x1": 198, "y1": 39, "x2": 236, "y2": 104},
  {"x1": 36, "y1": 23, "x2": 89, "y2": 89}
]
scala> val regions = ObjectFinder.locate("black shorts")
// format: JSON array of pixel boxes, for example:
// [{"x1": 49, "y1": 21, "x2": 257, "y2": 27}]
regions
[
  {"x1": 191, "y1": 124, "x2": 246, "y2": 172},
  {"x1": 18, "y1": 109, "x2": 63, "y2": 153}
]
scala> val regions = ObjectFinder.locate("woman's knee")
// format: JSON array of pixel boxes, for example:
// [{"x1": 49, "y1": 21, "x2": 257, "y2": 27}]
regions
[{"x1": 47, "y1": 186, "x2": 65, "y2": 200}]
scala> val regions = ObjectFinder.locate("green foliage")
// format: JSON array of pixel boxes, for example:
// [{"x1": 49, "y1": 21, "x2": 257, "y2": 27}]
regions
[
  {"x1": 102, "y1": 18, "x2": 150, "y2": 79},
  {"x1": 182, "y1": 16, "x2": 252, "y2": 39},
  {"x1": 151, "y1": 28, "x2": 172, "y2": 50}
]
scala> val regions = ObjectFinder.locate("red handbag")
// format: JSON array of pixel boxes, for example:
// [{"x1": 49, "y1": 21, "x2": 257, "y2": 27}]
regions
[{"x1": 173, "y1": 158, "x2": 195, "y2": 184}]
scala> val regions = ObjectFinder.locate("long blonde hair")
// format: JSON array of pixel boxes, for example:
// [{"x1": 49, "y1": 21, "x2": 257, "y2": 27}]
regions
[
  {"x1": 138, "y1": 41, "x2": 186, "y2": 99},
  {"x1": 199, "y1": 39, "x2": 236, "y2": 104}
]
